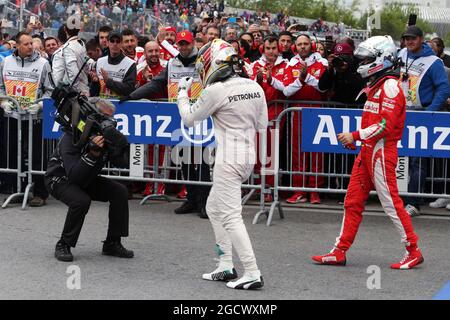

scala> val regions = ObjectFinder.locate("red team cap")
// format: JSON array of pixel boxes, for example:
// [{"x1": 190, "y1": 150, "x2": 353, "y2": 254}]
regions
[
  {"x1": 164, "y1": 26, "x2": 177, "y2": 34},
  {"x1": 176, "y1": 30, "x2": 194, "y2": 44}
]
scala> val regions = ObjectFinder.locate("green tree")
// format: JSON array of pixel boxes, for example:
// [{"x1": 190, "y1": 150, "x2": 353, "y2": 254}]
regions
[
  {"x1": 444, "y1": 32, "x2": 450, "y2": 47},
  {"x1": 359, "y1": 4, "x2": 433, "y2": 40}
]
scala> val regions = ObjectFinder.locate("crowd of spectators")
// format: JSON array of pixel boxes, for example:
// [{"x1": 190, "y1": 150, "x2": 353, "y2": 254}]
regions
[{"x1": 2, "y1": 0, "x2": 346, "y2": 37}]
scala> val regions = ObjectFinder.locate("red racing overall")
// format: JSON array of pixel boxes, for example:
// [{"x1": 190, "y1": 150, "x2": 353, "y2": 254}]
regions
[{"x1": 335, "y1": 75, "x2": 419, "y2": 251}]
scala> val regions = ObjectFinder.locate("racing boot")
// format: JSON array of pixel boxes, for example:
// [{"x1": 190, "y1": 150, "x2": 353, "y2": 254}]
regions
[
  {"x1": 202, "y1": 244, "x2": 237, "y2": 281},
  {"x1": 312, "y1": 247, "x2": 347, "y2": 265},
  {"x1": 202, "y1": 261, "x2": 238, "y2": 282},
  {"x1": 391, "y1": 246, "x2": 424, "y2": 270},
  {"x1": 226, "y1": 270, "x2": 264, "y2": 290}
]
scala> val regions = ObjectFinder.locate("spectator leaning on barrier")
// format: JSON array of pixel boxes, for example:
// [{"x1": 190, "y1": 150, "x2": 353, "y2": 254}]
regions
[
  {"x1": 95, "y1": 32, "x2": 136, "y2": 99},
  {"x1": 398, "y1": 25, "x2": 450, "y2": 217},
  {"x1": 121, "y1": 30, "x2": 212, "y2": 219},
  {"x1": 0, "y1": 31, "x2": 53, "y2": 207},
  {"x1": 281, "y1": 34, "x2": 328, "y2": 205},
  {"x1": 251, "y1": 34, "x2": 289, "y2": 201},
  {"x1": 136, "y1": 40, "x2": 168, "y2": 197},
  {"x1": 52, "y1": 15, "x2": 89, "y2": 96}
]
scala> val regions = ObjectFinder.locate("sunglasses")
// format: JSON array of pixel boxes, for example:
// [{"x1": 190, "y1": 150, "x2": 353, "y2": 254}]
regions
[{"x1": 109, "y1": 39, "x2": 121, "y2": 44}]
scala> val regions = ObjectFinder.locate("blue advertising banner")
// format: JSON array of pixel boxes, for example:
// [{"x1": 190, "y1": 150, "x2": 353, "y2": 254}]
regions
[
  {"x1": 301, "y1": 108, "x2": 450, "y2": 158},
  {"x1": 43, "y1": 99, "x2": 215, "y2": 146}
]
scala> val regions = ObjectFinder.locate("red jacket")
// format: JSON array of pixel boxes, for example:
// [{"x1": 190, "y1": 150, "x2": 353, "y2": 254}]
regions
[
  {"x1": 159, "y1": 40, "x2": 179, "y2": 61},
  {"x1": 282, "y1": 52, "x2": 328, "y2": 102},
  {"x1": 251, "y1": 55, "x2": 289, "y2": 119},
  {"x1": 136, "y1": 60, "x2": 167, "y2": 99},
  {"x1": 352, "y1": 75, "x2": 406, "y2": 146}
]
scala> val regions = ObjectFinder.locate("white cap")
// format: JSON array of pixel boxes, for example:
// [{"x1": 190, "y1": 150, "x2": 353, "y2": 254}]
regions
[{"x1": 66, "y1": 15, "x2": 81, "y2": 30}]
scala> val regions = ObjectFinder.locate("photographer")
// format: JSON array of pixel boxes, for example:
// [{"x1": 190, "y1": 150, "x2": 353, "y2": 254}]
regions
[
  {"x1": 318, "y1": 42, "x2": 366, "y2": 104},
  {"x1": 318, "y1": 43, "x2": 366, "y2": 204},
  {"x1": 45, "y1": 98, "x2": 133, "y2": 262}
]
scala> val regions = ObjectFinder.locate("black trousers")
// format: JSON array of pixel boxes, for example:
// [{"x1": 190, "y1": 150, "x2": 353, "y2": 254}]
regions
[
  {"x1": 180, "y1": 146, "x2": 211, "y2": 207},
  {"x1": 46, "y1": 176, "x2": 129, "y2": 247}
]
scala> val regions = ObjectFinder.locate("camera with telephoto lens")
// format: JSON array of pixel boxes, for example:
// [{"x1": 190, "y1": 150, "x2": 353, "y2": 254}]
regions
[{"x1": 51, "y1": 84, "x2": 129, "y2": 161}]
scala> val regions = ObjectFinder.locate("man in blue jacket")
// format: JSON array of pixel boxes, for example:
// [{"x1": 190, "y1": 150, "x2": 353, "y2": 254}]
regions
[{"x1": 398, "y1": 26, "x2": 450, "y2": 216}]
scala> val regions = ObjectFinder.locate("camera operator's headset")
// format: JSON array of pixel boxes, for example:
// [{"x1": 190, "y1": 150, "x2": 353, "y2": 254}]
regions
[{"x1": 290, "y1": 33, "x2": 317, "y2": 54}]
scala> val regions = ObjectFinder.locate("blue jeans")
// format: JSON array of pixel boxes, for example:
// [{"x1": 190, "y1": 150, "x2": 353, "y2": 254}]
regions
[{"x1": 405, "y1": 157, "x2": 428, "y2": 209}]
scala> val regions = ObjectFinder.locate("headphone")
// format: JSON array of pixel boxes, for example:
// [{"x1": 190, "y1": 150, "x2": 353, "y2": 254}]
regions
[
  {"x1": 259, "y1": 34, "x2": 282, "y2": 54},
  {"x1": 294, "y1": 34, "x2": 317, "y2": 53}
]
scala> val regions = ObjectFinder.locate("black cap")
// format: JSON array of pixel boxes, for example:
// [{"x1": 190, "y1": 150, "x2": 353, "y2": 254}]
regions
[
  {"x1": 108, "y1": 32, "x2": 122, "y2": 41},
  {"x1": 402, "y1": 25, "x2": 423, "y2": 38}
]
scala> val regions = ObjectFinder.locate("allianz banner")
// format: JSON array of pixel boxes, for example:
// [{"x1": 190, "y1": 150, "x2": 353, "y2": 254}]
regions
[
  {"x1": 301, "y1": 108, "x2": 450, "y2": 158},
  {"x1": 42, "y1": 99, "x2": 215, "y2": 146}
]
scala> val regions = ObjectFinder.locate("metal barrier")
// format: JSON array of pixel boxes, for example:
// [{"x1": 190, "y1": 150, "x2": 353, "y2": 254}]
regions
[
  {"x1": 6, "y1": 100, "x2": 268, "y2": 218},
  {"x1": 0, "y1": 96, "x2": 27, "y2": 208},
  {"x1": 262, "y1": 100, "x2": 450, "y2": 226},
  {"x1": 2, "y1": 98, "x2": 449, "y2": 227}
]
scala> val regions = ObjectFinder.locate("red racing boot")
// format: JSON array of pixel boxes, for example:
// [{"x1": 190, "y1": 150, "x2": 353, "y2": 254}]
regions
[
  {"x1": 391, "y1": 246, "x2": 424, "y2": 270},
  {"x1": 312, "y1": 248, "x2": 347, "y2": 265}
]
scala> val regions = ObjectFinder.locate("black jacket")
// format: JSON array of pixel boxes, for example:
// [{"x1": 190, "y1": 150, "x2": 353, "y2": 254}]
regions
[
  {"x1": 319, "y1": 68, "x2": 366, "y2": 104},
  {"x1": 45, "y1": 131, "x2": 127, "y2": 189},
  {"x1": 104, "y1": 53, "x2": 137, "y2": 96}
]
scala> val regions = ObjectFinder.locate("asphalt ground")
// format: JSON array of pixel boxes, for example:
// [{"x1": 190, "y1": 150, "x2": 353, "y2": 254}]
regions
[{"x1": 0, "y1": 194, "x2": 449, "y2": 300}]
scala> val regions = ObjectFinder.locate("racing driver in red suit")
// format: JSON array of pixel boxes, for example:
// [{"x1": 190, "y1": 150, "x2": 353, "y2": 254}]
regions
[{"x1": 312, "y1": 36, "x2": 424, "y2": 270}]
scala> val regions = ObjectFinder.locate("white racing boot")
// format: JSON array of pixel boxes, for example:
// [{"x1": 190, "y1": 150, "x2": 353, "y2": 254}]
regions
[
  {"x1": 202, "y1": 259, "x2": 238, "y2": 282},
  {"x1": 226, "y1": 270, "x2": 264, "y2": 290}
]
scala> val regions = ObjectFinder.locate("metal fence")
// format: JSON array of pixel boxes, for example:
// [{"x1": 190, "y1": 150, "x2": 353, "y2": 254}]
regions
[{"x1": 1, "y1": 98, "x2": 449, "y2": 228}]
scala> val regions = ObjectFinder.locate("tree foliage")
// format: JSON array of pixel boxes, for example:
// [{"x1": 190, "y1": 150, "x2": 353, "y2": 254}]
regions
[
  {"x1": 226, "y1": 0, "x2": 433, "y2": 39},
  {"x1": 227, "y1": 0, "x2": 359, "y2": 27},
  {"x1": 358, "y1": 4, "x2": 432, "y2": 40}
]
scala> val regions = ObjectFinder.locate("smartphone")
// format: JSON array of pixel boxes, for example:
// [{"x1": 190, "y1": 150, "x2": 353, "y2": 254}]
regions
[
  {"x1": 408, "y1": 14, "x2": 417, "y2": 26},
  {"x1": 228, "y1": 17, "x2": 237, "y2": 23},
  {"x1": 30, "y1": 16, "x2": 36, "y2": 25}
]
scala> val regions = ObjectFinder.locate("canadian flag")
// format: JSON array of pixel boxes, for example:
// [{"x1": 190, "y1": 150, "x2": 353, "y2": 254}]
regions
[{"x1": 13, "y1": 85, "x2": 26, "y2": 96}]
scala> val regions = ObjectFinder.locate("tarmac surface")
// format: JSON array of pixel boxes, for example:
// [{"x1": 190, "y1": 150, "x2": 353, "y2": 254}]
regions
[{"x1": 1, "y1": 194, "x2": 449, "y2": 300}]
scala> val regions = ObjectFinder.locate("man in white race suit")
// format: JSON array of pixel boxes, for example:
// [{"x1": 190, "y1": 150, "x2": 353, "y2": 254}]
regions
[{"x1": 177, "y1": 39, "x2": 268, "y2": 290}]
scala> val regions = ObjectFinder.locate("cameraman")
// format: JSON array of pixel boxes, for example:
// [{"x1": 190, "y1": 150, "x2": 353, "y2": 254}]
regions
[
  {"x1": 45, "y1": 98, "x2": 134, "y2": 262},
  {"x1": 318, "y1": 43, "x2": 365, "y2": 104}
]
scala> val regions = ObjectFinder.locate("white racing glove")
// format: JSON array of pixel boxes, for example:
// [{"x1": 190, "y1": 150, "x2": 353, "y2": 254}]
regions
[
  {"x1": 178, "y1": 76, "x2": 193, "y2": 100},
  {"x1": 27, "y1": 101, "x2": 43, "y2": 113},
  {"x1": 0, "y1": 100, "x2": 15, "y2": 113}
]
